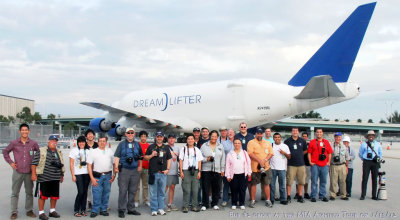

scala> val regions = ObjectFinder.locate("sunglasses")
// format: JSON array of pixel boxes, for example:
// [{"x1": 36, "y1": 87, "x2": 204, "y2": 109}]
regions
[
  {"x1": 240, "y1": 126, "x2": 247, "y2": 129},
  {"x1": 126, "y1": 132, "x2": 135, "y2": 134}
]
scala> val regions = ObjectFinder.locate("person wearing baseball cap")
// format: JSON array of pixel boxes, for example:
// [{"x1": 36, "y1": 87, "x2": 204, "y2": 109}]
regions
[
  {"x1": 144, "y1": 131, "x2": 172, "y2": 216},
  {"x1": 165, "y1": 134, "x2": 180, "y2": 212},
  {"x1": 328, "y1": 132, "x2": 350, "y2": 201},
  {"x1": 247, "y1": 127, "x2": 274, "y2": 208},
  {"x1": 358, "y1": 130, "x2": 382, "y2": 200},
  {"x1": 192, "y1": 128, "x2": 201, "y2": 148},
  {"x1": 197, "y1": 127, "x2": 210, "y2": 148},
  {"x1": 343, "y1": 136, "x2": 356, "y2": 197},
  {"x1": 31, "y1": 133, "x2": 65, "y2": 219},
  {"x1": 114, "y1": 127, "x2": 142, "y2": 217}
]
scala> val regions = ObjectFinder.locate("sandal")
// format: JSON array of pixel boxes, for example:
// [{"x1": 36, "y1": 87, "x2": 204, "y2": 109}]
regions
[
  {"x1": 81, "y1": 211, "x2": 87, "y2": 217},
  {"x1": 74, "y1": 212, "x2": 82, "y2": 217}
]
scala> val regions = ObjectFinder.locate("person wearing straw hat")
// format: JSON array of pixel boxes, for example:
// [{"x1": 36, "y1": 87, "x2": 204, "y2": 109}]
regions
[{"x1": 358, "y1": 130, "x2": 382, "y2": 200}]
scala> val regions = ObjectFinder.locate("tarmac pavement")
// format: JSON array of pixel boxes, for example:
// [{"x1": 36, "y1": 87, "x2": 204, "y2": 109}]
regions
[{"x1": 1, "y1": 141, "x2": 399, "y2": 220}]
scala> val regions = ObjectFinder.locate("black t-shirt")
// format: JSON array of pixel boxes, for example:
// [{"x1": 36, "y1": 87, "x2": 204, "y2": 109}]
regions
[
  {"x1": 303, "y1": 141, "x2": 310, "y2": 166},
  {"x1": 234, "y1": 133, "x2": 254, "y2": 151},
  {"x1": 284, "y1": 137, "x2": 307, "y2": 166},
  {"x1": 86, "y1": 141, "x2": 98, "y2": 149},
  {"x1": 145, "y1": 143, "x2": 172, "y2": 173}
]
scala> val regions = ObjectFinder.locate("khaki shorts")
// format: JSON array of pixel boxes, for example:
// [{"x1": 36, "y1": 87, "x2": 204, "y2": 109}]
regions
[
  {"x1": 250, "y1": 169, "x2": 272, "y2": 185},
  {"x1": 287, "y1": 166, "x2": 306, "y2": 185}
]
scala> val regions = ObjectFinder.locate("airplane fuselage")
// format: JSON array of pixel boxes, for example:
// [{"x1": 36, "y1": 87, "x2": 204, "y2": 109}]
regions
[{"x1": 111, "y1": 78, "x2": 359, "y2": 132}]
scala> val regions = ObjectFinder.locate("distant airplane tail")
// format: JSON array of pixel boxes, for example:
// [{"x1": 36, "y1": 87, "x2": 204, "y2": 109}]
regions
[{"x1": 288, "y1": 2, "x2": 376, "y2": 87}]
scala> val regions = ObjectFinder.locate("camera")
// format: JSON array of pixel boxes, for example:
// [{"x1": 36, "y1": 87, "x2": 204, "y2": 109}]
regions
[
  {"x1": 367, "y1": 153, "x2": 373, "y2": 159},
  {"x1": 80, "y1": 161, "x2": 87, "y2": 166},
  {"x1": 319, "y1": 154, "x2": 327, "y2": 161},
  {"x1": 209, "y1": 156, "x2": 214, "y2": 162},
  {"x1": 51, "y1": 161, "x2": 64, "y2": 169},
  {"x1": 373, "y1": 156, "x2": 385, "y2": 164},
  {"x1": 189, "y1": 166, "x2": 196, "y2": 176},
  {"x1": 257, "y1": 164, "x2": 267, "y2": 177},
  {"x1": 333, "y1": 156, "x2": 340, "y2": 163},
  {"x1": 133, "y1": 154, "x2": 143, "y2": 161},
  {"x1": 126, "y1": 157, "x2": 133, "y2": 164}
]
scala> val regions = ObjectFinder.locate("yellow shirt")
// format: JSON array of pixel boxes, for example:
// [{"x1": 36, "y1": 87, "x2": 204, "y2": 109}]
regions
[{"x1": 247, "y1": 139, "x2": 274, "y2": 172}]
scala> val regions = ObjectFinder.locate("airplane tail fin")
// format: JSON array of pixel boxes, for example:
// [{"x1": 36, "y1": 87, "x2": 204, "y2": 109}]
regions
[{"x1": 288, "y1": 2, "x2": 376, "y2": 87}]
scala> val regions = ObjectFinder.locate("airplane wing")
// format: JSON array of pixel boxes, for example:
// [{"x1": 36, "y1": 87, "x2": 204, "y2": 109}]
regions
[{"x1": 80, "y1": 102, "x2": 184, "y2": 129}]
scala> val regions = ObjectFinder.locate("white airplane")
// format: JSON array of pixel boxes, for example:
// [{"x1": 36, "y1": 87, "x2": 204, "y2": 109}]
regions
[{"x1": 82, "y1": 2, "x2": 376, "y2": 137}]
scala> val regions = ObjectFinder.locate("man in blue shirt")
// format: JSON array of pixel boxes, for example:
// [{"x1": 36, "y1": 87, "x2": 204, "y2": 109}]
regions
[
  {"x1": 234, "y1": 122, "x2": 254, "y2": 151},
  {"x1": 114, "y1": 128, "x2": 143, "y2": 217},
  {"x1": 358, "y1": 130, "x2": 382, "y2": 200}
]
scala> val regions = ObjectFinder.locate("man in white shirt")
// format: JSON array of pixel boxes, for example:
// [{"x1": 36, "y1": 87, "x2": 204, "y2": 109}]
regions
[
  {"x1": 87, "y1": 135, "x2": 115, "y2": 218},
  {"x1": 270, "y1": 133, "x2": 291, "y2": 205}
]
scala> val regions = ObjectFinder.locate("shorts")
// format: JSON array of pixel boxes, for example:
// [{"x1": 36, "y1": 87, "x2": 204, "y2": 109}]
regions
[
  {"x1": 287, "y1": 166, "x2": 306, "y2": 185},
  {"x1": 39, "y1": 180, "x2": 60, "y2": 200},
  {"x1": 166, "y1": 175, "x2": 179, "y2": 186},
  {"x1": 294, "y1": 166, "x2": 311, "y2": 184},
  {"x1": 250, "y1": 169, "x2": 272, "y2": 185}
]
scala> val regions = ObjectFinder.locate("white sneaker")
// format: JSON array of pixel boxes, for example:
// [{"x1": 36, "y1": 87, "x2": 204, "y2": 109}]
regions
[
  {"x1": 158, "y1": 209, "x2": 166, "y2": 216},
  {"x1": 213, "y1": 205, "x2": 219, "y2": 210},
  {"x1": 134, "y1": 202, "x2": 139, "y2": 208},
  {"x1": 221, "y1": 201, "x2": 227, "y2": 207},
  {"x1": 231, "y1": 206, "x2": 237, "y2": 210},
  {"x1": 201, "y1": 206, "x2": 206, "y2": 211},
  {"x1": 240, "y1": 206, "x2": 245, "y2": 210},
  {"x1": 145, "y1": 202, "x2": 150, "y2": 207},
  {"x1": 151, "y1": 211, "x2": 157, "y2": 216}
]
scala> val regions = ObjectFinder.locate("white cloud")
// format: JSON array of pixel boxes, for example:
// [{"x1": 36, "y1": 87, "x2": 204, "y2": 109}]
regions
[
  {"x1": 378, "y1": 26, "x2": 399, "y2": 36},
  {"x1": 73, "y1": 38, "x2": 96, "y2": 49},
  {"x1": 233, "y1": 22, "x2": 275, "y2": 35},
  {"x1": 0, "y1": 16, "x2": 18, "y2": 29},
  {"x1": 369, "y1": 40, "x2": 400, "y2": 50}
]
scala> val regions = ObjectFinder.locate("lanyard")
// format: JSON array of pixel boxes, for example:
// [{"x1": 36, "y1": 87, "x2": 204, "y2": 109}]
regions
[{"x1": 80, "y1": 149, "x2": 86, "y2": 162}]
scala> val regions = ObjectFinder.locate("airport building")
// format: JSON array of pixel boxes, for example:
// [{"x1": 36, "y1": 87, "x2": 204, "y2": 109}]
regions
[{"x1": 0, "y1": 94, "x2": 35, "y2": 117}]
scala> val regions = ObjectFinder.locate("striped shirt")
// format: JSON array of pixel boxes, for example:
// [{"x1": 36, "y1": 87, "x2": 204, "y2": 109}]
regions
[{"x1": 31, "y1": 148, "x2": 63, "y2": 183}]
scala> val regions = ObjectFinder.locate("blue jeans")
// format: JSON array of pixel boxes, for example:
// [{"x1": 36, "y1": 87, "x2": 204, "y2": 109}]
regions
[
  {"x1": 222, "y1": 177, "x2": 230, "y2": 202},
  {"x1": 149, "y1": 173, "x2": 167, "y2": 212},
  {"x1": 91, "y1": 173, "x2": 111, "y2": 213},
  {"x1": 270, "y1": 169, "x2": 286, "y2": 202},
  {"x1": 311, "y1": 165, "x2": 329, "y2": 199},
  {"x1": 346, "y1": 168, "x2": 353, "y2": 196}
]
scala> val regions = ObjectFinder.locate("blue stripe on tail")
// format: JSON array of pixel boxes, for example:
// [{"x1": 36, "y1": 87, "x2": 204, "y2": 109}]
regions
[{"x1": 288, "y1": 2, "x2": 376, "y2": 86}]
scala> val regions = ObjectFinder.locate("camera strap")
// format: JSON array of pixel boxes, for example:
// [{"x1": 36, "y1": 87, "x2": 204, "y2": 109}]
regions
[
  {"x1": 366, "y1": 141, "x2": 379, "y2": 157},
  {"x1": 123, "y1": 141, "x2": 136, "y2": 157},
  {"x1": 184, "y1": 146, "x2": 196, "y2": 168},
  {"x1": 80, "y1": 149, "x2": 87, "y2": 162},
  {"x1": 316, "y1": 140, "x2": 326, "y2": 154}
]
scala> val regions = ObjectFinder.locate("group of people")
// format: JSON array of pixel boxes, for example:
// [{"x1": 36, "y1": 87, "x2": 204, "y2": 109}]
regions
[{"x1": 3, "y1": 122, "x2": 384, "y2": 219}]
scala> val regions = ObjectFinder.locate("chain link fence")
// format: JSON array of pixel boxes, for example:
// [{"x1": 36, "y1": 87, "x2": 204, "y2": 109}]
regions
[{"x1": 0, "y1": 123, "x2": 53, "y2": 149}]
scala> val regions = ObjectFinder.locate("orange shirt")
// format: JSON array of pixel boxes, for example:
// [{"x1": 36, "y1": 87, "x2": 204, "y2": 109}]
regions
[{"x1": 247, "y1": 139, "x2": 274, "y2": 172}]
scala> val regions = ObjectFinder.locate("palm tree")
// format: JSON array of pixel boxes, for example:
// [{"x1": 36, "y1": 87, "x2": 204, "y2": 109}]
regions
[{"x1": 387, "y1": 111, "x2": 400, "y2": 123}]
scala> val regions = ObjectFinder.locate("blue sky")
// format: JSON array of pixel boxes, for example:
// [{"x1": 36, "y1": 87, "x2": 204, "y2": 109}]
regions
[{"x1": 0, "y1": 0, "x2": 399, "y2": 122}]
